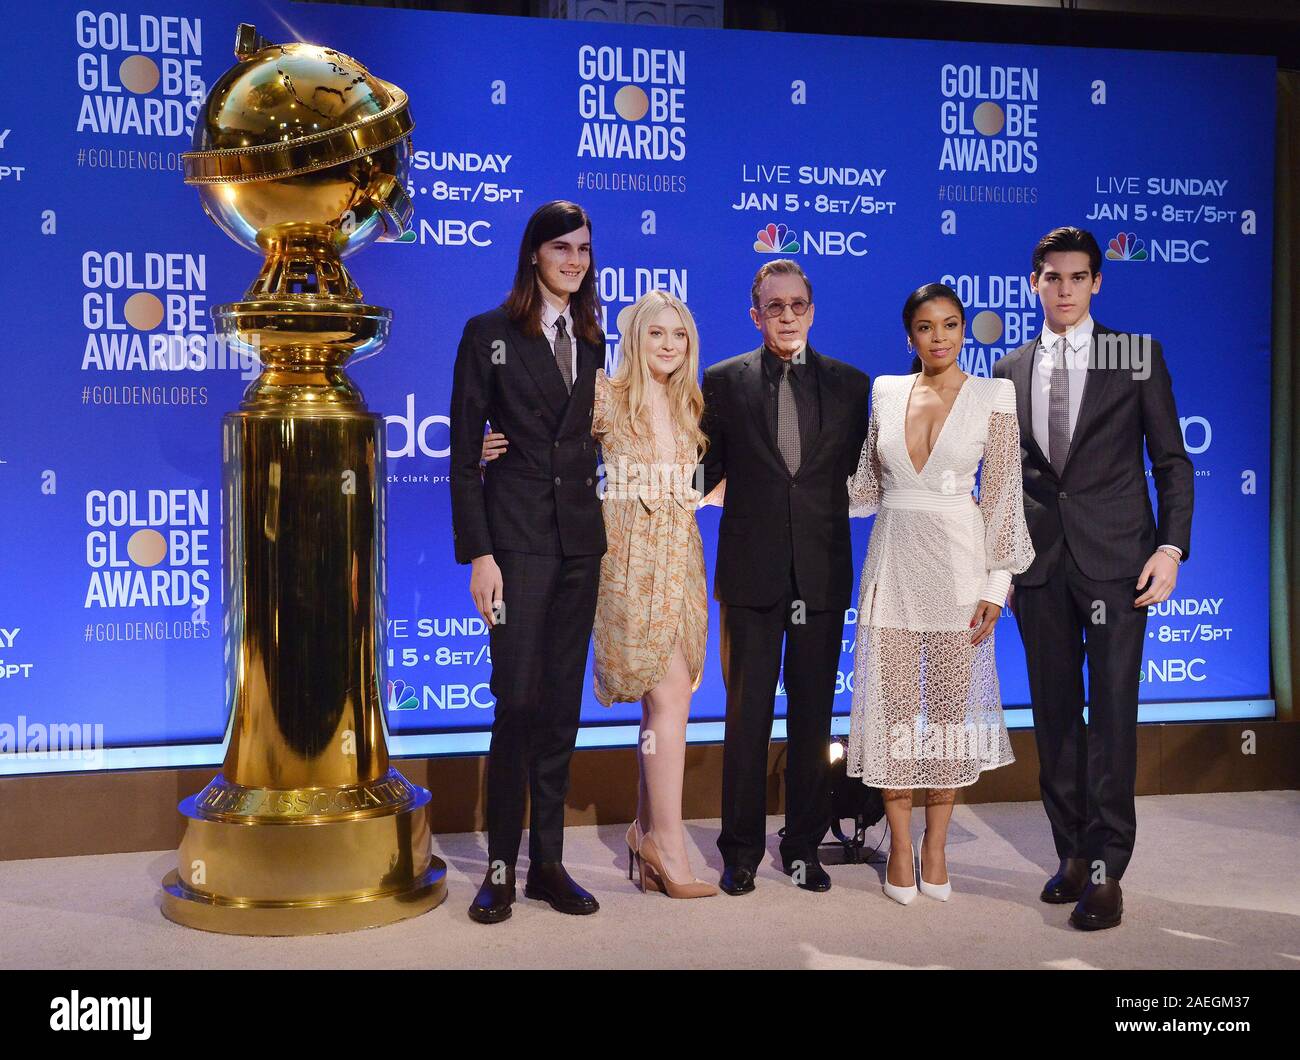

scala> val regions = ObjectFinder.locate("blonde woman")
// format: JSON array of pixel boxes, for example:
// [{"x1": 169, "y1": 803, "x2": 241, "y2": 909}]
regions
[{"x1": 482, "y1": 290, "x2": 718, "y2": 898}]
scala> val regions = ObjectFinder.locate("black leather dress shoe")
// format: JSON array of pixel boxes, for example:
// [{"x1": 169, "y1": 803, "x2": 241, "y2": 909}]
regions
[
  {"x1": 1040, "y1": 857, "x2": 1089, "y2": 904},
  {"x1": 468, "y1": 866, "x2": 515, "y2": 924},
  {"x1": 719, "y1": 865, "x2": 756, "y2": 896},
  {"x1": 782, "y1": 859, "x2": 832, "y2": 892},
  {"x1": 523, "y1": 862, "x2": 600, "y2": 915},
  {"x1": 1070, "y1": 877, "x2": 1123, "y2": 931}
]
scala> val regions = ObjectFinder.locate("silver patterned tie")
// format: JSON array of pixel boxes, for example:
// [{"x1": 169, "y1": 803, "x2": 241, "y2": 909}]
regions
[
  {"x1": 1048, "y1": 335, "x2": 1070, "y2": 477},
  {"x1": 777, "y1": 361, "x2": 801, "y2": 476},
  {"x1": 554, "y1": 314, "x2": 573, "y2": 393}
]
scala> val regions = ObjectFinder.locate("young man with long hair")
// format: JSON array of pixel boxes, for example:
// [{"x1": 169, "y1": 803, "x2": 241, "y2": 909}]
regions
[{"x1": 449, "y1": 200, "x2": 607, "y2": 924}]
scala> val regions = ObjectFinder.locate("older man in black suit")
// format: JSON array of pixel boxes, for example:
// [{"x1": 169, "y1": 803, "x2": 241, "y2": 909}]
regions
[
  {"x1": 995, "y1": 226, "x2": 1194, "y2": 931},
  {"x1": 700, "y1": 259, "x2": 871, "y2": 895}
]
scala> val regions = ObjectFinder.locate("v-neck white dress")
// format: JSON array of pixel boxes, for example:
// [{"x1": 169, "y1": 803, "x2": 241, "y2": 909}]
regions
[{"x1": 845, "y1": 373, "x2": 1035, "y2": 789}]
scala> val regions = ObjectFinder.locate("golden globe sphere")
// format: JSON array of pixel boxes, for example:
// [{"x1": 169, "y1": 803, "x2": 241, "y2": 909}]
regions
[{"x1": 183, "y1": 23, "x2": 413, "y2": 261}]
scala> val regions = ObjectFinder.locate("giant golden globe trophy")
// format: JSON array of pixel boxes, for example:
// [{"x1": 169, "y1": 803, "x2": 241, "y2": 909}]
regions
[{"x1": 160, "y1": 24, "x2": 446, "y2": 934}]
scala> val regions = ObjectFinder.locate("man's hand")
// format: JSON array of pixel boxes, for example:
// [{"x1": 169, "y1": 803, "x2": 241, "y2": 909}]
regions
[
  {"x1": 470, "y1": 554, "x2": 504, "y2": 626},
  {"x1": 1134, "y1": 550, "x2": 1179, "y2": 607},
  {"x1": 970, "y1": 600, "x2": 1000, "y2": 646}
]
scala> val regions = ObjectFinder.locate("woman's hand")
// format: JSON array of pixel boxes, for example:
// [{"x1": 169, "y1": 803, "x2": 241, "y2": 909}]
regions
[
  {"x1": 970, "y1": 600, "x2": 1000, "y2": 646},
  {"x1": 699, "y1": 477, "x2": 726, "y2": 507},
  {"x1": 480, "y1": 430, "x2": 508, "y2": 463}
]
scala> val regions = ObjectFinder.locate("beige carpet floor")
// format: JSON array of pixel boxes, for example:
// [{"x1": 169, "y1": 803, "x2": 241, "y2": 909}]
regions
[{"x1": 1, "y1": 791, "x2": 1297, "y2": 969}]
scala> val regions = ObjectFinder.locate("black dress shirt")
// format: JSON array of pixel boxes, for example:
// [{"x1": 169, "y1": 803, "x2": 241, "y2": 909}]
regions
[{"x1": 760, "y1": 345, "x2": 820, "y2": 474}]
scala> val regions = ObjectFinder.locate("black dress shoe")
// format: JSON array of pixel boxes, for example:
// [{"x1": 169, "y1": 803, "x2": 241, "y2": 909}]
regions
[
  {"x1": 719, "y1": 865, "x2": 756, "y2": 896},
  {"x1": 468, "y1": 865, "x2": 515, "y2": 924},
  {"x1": 1040, "y1": 857, "x2": 1089, "y2": 904},
  {"x1": 1070, "y1": 877, "x2": 1123, "y2": 931},
  {"x1": 782, "y1": 859, "x2": 832, "y2": 892},
  {"x1": 523, "y1": 862, "x2": 600, "y2": 915}
]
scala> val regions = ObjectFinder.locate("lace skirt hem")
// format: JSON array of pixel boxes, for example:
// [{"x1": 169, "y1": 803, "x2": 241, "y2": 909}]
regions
[{"x1": 847, "y1": 751, "x2": 1015, "y2": 790}]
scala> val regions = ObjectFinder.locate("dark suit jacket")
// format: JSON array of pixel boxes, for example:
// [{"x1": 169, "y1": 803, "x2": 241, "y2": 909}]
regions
[
  {"x1": 701, "y1": 345, "x2": 871, "y2": 611},
  {"x1": 993, "y1": 323, "x2": 1193, "y2": 585},
  {"x1": 449, "y1": 306, "x2": 606, "y2": 564}
]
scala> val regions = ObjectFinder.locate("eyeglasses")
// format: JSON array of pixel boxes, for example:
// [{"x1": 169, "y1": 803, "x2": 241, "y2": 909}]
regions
[{"x1": 758, "y1": 298, "x2": 811, "y2": 319}]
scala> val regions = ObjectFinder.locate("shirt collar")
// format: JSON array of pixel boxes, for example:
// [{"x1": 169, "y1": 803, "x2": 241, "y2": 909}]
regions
[
  {"x1": 540, "y1": 298, "x2": 573, "y2": 333},
  {"x1": 762, "y1": 343, "x2": 810, "y2": 380},
  {"x1": 1039, "y1": 313, "x2": 1093, "y2": 368}
]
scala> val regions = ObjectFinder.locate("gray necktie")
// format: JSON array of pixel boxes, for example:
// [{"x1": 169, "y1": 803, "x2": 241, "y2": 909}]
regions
[
  {"x1": 1048, "y1": 335, "x2": 1070, "y2": 477},
  {"x1": 553, "y1": 314, "x2": 573, "y2": 393},
  {"x1": 777, "y1": 362, "x2": 801, "y2": 475}
]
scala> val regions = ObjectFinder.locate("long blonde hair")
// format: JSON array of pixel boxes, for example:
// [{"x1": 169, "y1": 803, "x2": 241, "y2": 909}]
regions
[{"x1": 607, "y1": 290, "x2": 708, "y2": 459}]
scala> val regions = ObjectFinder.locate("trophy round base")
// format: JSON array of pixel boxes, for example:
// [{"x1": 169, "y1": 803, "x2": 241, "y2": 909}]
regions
[
  {"x1": 160, "y1": 862, "x2": 446, "y2": 936},
  {"x1": 160, "y1": 785, "x2": 447, "y2": 936}
]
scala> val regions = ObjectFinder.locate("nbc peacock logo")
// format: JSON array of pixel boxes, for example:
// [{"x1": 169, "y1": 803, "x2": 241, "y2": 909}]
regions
[
  {"x1": 754, "y1": 223, "x2": 801, "y2": 254},
  {"x1": 1106, "y1": 232, "x2": 1148, "y2": 261},
  {"x1": 387, "y1": 679, "x2": 419, "y2": 711}
]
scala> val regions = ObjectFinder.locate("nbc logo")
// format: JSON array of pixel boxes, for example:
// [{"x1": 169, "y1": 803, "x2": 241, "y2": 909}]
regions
[
  {"x1": 387, "y1": 218, "x2": 492, "y2": 248},
  {"x1": 1106, "y1": 232, "x2": 1147, "y2": 261},
  {"x1": 754, "y1": 223, "x2": 800, "y2": 254},
  {"x1": 387, "y1": 679, "x2": 419, "y2": 711}
]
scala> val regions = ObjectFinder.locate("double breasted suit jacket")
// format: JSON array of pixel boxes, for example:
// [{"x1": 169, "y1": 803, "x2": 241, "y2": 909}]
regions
[{"x1": 449, "y1": 306, "x2": 607, "y2": 565}]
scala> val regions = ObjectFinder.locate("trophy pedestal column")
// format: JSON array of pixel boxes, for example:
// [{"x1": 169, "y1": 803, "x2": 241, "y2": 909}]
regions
[{"x1": 160, "y1": 370, "x2": 445, "y2": 936}]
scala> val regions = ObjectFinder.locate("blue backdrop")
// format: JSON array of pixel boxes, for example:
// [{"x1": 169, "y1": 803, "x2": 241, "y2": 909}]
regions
[{"x1": 0, "y1": 1, "x2": 1275, "y2": 763}]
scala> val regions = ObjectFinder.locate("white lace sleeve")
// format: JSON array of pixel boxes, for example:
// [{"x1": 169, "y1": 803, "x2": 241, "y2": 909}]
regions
[
  {"x1": 977, "y1": 383, "x2": 1035, "y2": 604},
  {"x1": 847, "y1": 399, "x2": 881, "y2": 519}
]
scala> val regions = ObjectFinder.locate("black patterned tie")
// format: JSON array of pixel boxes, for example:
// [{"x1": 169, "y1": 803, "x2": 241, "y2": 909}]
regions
[
  {"x1": 554, "y1": 314, "x2": 573, "y2": 393},
  {"x1": 777, "y1": 362, "x2": 801, "y2": 475},
  {"x1": 1048, "y1": 335, "x2": 1070, "y2": 476}
]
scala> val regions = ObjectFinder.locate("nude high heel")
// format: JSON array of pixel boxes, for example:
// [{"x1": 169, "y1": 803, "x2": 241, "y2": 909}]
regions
[
  {"x1": 917, "y1": 830, "x2": 952, "y2": 901},
  {"x1": 638, "y1": 833, "x2": 718, "y2": 898},
  {"x1": 625, "y1": 820, "x2": 645, "y2": 884},
  {"x1": 883, "y1": 843, "x2": 918, "y2": 906}
]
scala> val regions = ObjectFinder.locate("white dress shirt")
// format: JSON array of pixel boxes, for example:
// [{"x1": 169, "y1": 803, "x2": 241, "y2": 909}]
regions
[
  {"x1": 539, "y1": 299, "x2": 578, "y2": 383},
  {"x1": 1031, "y1": 312, "x2": 1093, "y2": 465}
]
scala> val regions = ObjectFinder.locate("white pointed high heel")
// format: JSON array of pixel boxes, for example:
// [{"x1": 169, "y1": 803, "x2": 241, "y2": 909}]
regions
[
  {"x1": 917, "y1": 830, "x2": 952, "y2": 901},
  {"x1": 883, "y1": 843, "x2": 918, "y2": 906}
]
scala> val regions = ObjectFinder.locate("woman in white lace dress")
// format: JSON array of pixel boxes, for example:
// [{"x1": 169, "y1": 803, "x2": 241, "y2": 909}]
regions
[{"x1": 847, "y1": 283, "x2": 1034, "y2": 904}]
